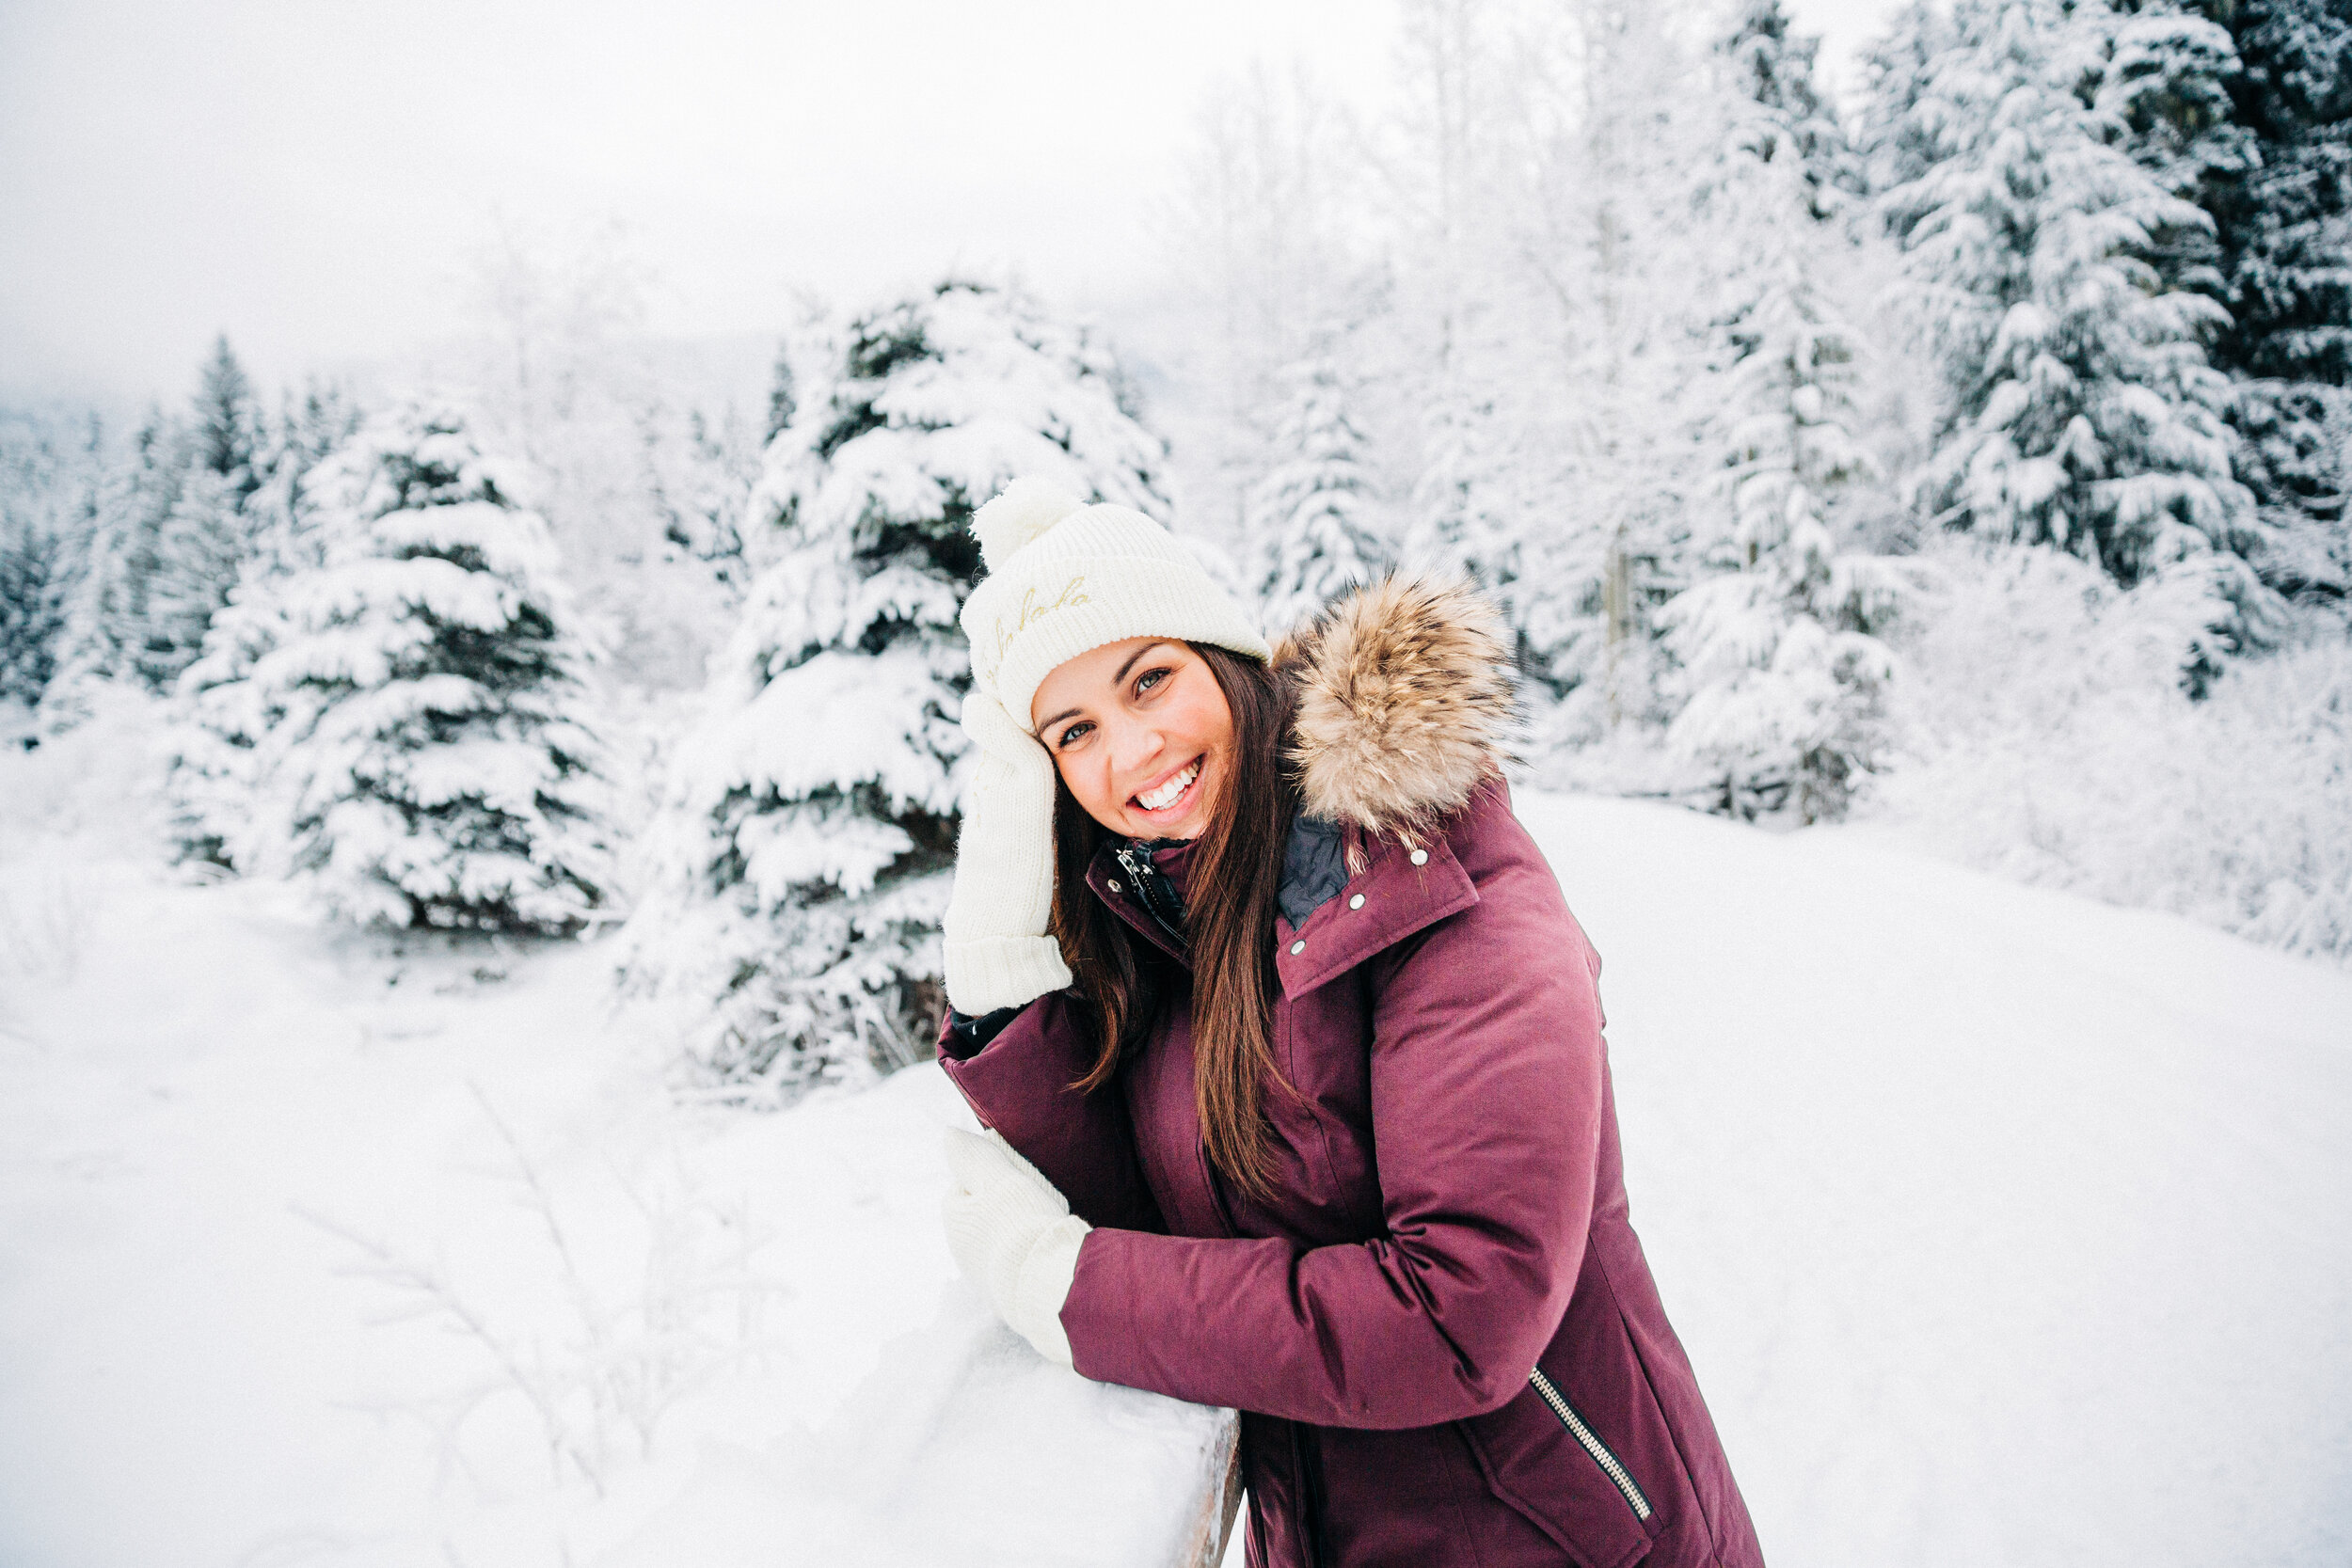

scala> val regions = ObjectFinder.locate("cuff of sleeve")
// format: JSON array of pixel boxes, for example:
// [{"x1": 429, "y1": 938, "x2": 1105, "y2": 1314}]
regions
[
  {"x1": 945, "y1": 934, "x2": 1073, "y2": 1016},
  {"x1": 1015, "y1": 1213, "x2": 1090, "y2": 1369},
  {"x1": 939, "y1": 1004, "x2": 1023, "y2": 1062}
]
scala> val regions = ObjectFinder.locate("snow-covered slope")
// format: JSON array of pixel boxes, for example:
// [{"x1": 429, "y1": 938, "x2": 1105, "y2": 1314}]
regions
[
  {"x1": 1520, "y1": 793, "x2": 2351, "y2": 1568},
  {"x1": 1, "y1": 728, "x2": 2344, "y2": 1565}
]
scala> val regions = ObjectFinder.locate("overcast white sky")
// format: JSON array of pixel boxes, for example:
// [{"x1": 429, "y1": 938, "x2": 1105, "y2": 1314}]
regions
[{"x1": 0, "y1": 0, "x2": 1901, "y2": 406}]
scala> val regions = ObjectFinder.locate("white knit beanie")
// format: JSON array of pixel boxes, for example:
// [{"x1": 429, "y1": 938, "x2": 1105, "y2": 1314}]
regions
[
  {"x1": 940, "y1": 478, "x2": 1269, "y2": 1015},
  {"x1": 960, "y1": 477, "x2": 1271, "y2": 729}
]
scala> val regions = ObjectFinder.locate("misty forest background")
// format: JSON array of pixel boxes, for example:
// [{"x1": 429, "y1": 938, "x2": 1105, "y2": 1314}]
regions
[{"x1": 3, "y1": 0, "x2": 2347, "y2": 1100}]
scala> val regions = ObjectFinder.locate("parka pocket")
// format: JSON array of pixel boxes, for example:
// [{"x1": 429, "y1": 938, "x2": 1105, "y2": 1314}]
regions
[
  {"x1": 1458, "y1": 1367, "x2": 1663, "y2": 1568},
  {"x1": 1530, "y1": 1366, "x2": 1653, "y2": 1522}
]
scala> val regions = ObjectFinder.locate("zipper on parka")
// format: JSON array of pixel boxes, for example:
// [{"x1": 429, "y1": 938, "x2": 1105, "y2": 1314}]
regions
[
  {"x1": 1111, "y1": 842, "x2": 1187, "y2": 947},
  {"x1": 1529, "y1": 1366, "x2": 1654, "y2": 1523}
]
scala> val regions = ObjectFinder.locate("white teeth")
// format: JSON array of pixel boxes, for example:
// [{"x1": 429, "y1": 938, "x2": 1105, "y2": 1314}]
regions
[{"x1": 1136, "y1": 761, "x2": 1200, "y2": 811}]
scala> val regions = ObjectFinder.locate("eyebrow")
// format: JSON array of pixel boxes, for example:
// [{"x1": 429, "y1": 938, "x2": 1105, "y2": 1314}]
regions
[
  {"x1": 1111, "y1": 641, "x2": 1170, "y2": 689},
  {"x1": 1034, "y1": 642, "x2": 1175, "y2": 736}
]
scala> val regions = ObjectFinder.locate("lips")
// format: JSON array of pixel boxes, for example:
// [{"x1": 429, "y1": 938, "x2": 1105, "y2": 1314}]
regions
[{"x1": 1133, "y1": 756, "x2": 1202, "y2": 814}]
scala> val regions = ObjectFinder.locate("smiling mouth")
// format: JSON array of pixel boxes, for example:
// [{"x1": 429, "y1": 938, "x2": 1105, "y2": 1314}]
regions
[{"x1": 1133, "y1": 756, "x2": 1203, "y2": 814}]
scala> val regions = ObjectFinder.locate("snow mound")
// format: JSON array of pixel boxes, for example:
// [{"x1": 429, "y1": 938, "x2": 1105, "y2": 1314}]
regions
[{"x1": 599, "y1": 1288, "x2": 1232, "y2": 1568}]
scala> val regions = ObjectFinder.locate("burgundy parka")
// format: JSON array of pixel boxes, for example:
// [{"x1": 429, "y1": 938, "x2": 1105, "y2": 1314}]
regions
[{"x1": 938, "y1": 580, "x2": 1765, "y2": 1568}]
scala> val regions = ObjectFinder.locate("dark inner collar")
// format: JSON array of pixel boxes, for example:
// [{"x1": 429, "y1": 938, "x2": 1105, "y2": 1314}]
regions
[{"x1": 1135, "y1": 834, "x2": 1196, "y2": 904}]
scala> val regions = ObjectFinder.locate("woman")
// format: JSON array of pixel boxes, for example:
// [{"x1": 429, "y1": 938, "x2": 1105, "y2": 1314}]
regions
[{"x1": 934, "y1": 477, "x2": 1764, "y2": 1568}]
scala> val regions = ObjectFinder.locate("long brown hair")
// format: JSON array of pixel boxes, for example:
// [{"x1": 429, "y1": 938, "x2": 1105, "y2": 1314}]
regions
[{"x1": 1050, "y1": 642, "x2": 1298, "y2": 1201}]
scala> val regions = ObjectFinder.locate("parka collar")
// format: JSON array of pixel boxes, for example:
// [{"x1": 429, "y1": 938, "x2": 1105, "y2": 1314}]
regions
[
  {"x1": 1271, "y1": 815, "x2": 1479, "y2": 1002},
  {"x1": 1085, "y1": 842, "x2": 1187, "y2": 964},
  {"x1": 1082, "y1": 802, "x2": 1485, "y2": 999}
]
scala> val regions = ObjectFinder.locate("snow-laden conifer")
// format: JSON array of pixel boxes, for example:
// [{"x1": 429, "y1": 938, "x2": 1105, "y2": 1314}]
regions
[
  {"x1": 191, "y1": 402, "x2": 614, "y2": 928},
  {"x1": 192, "y1": 335, "x2": 262, "y2": 492},
  {"x1": 142, "y1": 339, "x2": 267, "y2": 689},
  {"x1": 1662, "y1": 0, "x2": 1905, "y2": 823},
  {"x1": 1489, "y1": 2, "x2": 1724, "y2": 740},
  {"x1": 1721, "y1": 0, "x2": 1867, "y2": 215},
  {"x1": 167, "y1": 386, "x2": 362, "y2": 871},
  {"x1": 625, "y1": 279, "x2": 1171, "y2": 1095},
  {"x1": 0, "y1": 410, "x2": 101, "y2": 719},
  {"x1": 44, "y1": 413, "x2": 182, "y2": 721},
  {"x1": 1661, "y1": 341, "x2": 1903, "y2": 820},
  {"x1": 144, "y1": 465, "x2": 249, "y2": 689},
  {"x1": 1879, "y1": 0, "x2": 2281, "y2": 689},
  {"x1": 0, "y1": 517, "x2": 69, "y2": 718},
  {"x1": 2104, "y1": 0, "x2": 2352, "y2": 602},
  {"x1": 1405, "y1": 378, "x2": 1515, "y2": 589},
  {"x1": 167, "y1": 567, "x2": 293, "y2": 872},
  {"x1": 2182, "y1": 0, "x2": 2352, "y2": 391},
  {"x1": 1859, "y1": 3, "x2": 1966, "y2": 197},
  {"x1": 248, "y1": 385, "x2": 363, "y2": 580},
  {"x1": 1248, "y1": 351, "x2": 1386, "y2": 634}
]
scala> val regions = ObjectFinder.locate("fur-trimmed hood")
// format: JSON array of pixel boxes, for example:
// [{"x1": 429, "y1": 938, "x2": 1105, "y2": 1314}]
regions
[{"x1": 1273, "y1": 575, "x2": 1518, "y2": 848}]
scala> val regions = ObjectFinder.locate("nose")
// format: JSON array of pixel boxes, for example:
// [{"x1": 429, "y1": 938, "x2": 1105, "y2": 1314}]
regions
[{"x1": 1110, "y1": 717, "x2": 1165, "y2": 780}]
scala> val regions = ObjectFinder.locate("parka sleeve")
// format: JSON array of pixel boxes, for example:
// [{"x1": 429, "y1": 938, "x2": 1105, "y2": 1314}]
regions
[
  {"x1": 935, "y1": 991, "x2": 1168, "y2": 1235},
  {"x1": 1057, "y1": 795, "x2": 1604, "y2": 1430}
]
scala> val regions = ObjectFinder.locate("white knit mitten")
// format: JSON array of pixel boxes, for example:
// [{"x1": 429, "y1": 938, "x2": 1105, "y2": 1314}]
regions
[
  {"x1": 940, "y1": 1126, "x2": 1090, "y2": 1368},
  {"x1": 942, "y1": 689, "x2": 1073, "y2": 1015}
]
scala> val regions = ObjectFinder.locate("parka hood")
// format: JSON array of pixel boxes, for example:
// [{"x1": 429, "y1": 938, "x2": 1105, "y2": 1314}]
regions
[{"x1": 1273, "y1": 575, "x2": 1518, "y2": 849}]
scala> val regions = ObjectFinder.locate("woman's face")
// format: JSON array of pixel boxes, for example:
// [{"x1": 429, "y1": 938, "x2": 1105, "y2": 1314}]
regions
[{"x1": 1030, "y1": 637, "x2": 1233, "y2": 841}]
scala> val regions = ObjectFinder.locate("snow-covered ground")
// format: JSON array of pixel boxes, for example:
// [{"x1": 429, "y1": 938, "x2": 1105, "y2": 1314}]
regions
[{"x1": 2, "y1": 722, "x2": 2346, "y2": 1566}]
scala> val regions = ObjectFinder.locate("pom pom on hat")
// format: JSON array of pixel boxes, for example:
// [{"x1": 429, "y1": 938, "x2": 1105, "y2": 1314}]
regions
[{"x1": 972, "y1": 476, "x2": 1087, "y2": 572}]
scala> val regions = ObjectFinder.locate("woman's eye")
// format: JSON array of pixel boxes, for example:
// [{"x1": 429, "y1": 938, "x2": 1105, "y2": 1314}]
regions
[
  {"x1": 1055, "y1": 721, "x2": 1092, "y2": 750},
  {"x1": 1136, "y1": 667, "x2": 1171, "y2": 697}
]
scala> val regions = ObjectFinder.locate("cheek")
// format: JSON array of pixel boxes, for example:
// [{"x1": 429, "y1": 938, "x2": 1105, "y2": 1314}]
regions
[
  {"x1": 1184, "y1": 689, "x2": 1236, "y2": 753},
  {"x1": 1056, "y1": 751, "x2": 1117, "y2": 817}
]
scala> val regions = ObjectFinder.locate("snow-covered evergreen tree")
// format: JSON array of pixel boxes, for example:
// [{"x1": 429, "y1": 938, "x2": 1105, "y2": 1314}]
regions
[
  {"x1": 1248, "y1": 350, "x2": 1386, "y2": 632},
  {"x1": 1491, "y1": 0, "x2": 1723, "y2": 739},
  {"x1": 43, "y1": 410, "x2": 181, "y2": 721},
  {"x1": 1860, "y1": 3, "x2": 1965, "y2": 196},
  {"x1": 144, "y1": 466, "x2": 248, "y2": 689},
  {"x1": 0, "y1": 410, "x2": 100, "y2": 716},
  {"x1": 764, "y1": 341, "x2": 797, "y2": 442},
  {"x1": 1877, "y1": 0, "x2": 2280, "y2": 690},
  {"x1": 188, "y1": 403, "x2": 614, "y2": 928},
  {"x1": 644, "y1": 397, "x2": 757, "y2": 590},
  {"x1": 1722, "y1": 0, "x2": 1867, "y2": 216},
  {"x1": 2102, "y1": 0, "x2": 2352, "y2": 602},
  {"x1": 192, "y1": 335, "x2": 262, "y2": 500},
  {"x1": 0, "y1": 521, "x2": 67, "y2": 716},
  {"x1": 626, "y1": 278, "x2": 1172, "y2": 1095},
  {"x1": 167, "y1": 574, "x2": 293, "y2": 872},
  {"x1": 250, "y1": 383, "x2": 362, "y2": 576},
  {"x1": 1661, "y1": 287, "x2": 1904, "y2": 821},
  {"x1": 142, "y1": 339, "x2": 266, "y2": 689},
  {"x1": 2186, "y1": 0, "x2": 2352, "y2": 391},
  {"x1": 1661, "y1": 0, "x2": 1904, "y2": 823},
  {"x1": 1406, "y1": 378, "x2": 1514, "y2": 586},
  {"x1": 167, "y1": 384, "x2": 364, "y2": 869}
]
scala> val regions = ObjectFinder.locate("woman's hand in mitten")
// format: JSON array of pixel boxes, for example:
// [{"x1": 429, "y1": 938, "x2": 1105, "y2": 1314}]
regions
[
  {"x1": 940, "y1": 1125, "x2": 1090, "y2": 1368},
  {"x1": 942, "y1": 690, "x2": 1073, "y2": 1015}
]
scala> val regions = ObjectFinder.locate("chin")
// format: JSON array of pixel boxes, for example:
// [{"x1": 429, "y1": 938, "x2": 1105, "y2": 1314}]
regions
[{"x1": 1168, "y1": 784, "x2": 1218, "y2": 842}]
